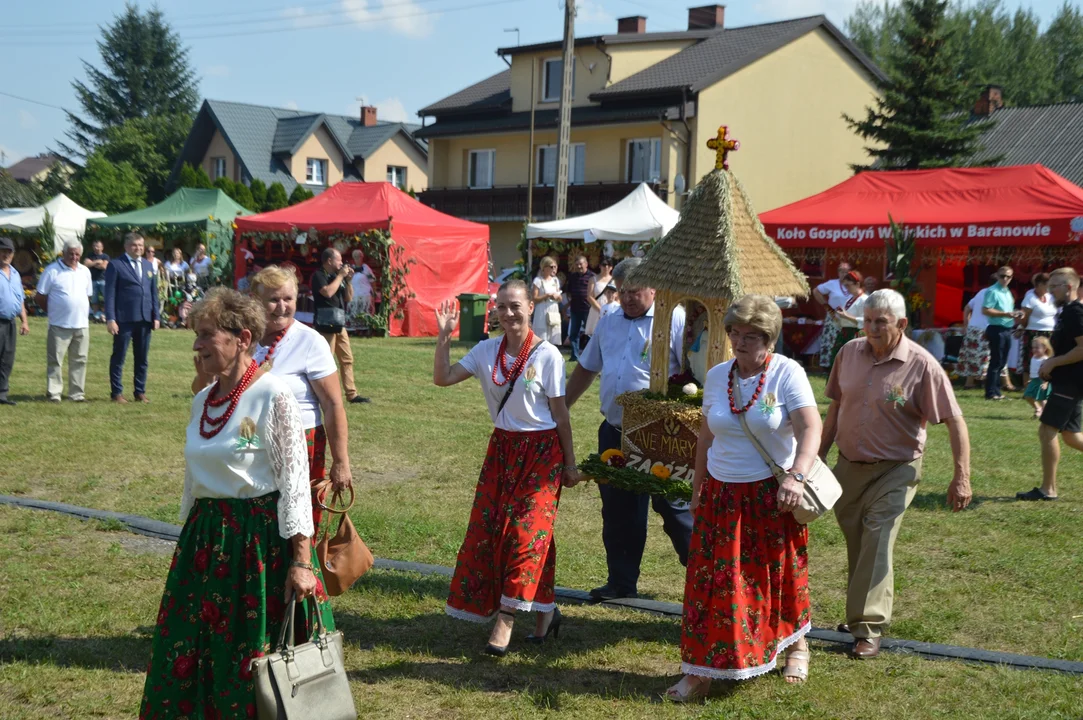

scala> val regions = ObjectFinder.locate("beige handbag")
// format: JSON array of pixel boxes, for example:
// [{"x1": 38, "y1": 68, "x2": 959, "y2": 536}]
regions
[
  {"x1": 732, "y1": 376, "x2": 842, "y2": 524},
  {"x1": 252, "y1": 596, "x2": 356, "y2": 719}
]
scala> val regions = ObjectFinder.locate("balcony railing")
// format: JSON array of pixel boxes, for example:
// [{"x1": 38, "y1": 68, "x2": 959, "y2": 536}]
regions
[{"x1": 418, "y1": 182, "x2": 668, "y2": 222}]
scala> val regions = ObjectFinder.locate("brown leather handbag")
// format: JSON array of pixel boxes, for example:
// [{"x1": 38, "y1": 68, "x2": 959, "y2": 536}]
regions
[{"x1": 314, "y1": 484, "x2": 373, "y2": 596}]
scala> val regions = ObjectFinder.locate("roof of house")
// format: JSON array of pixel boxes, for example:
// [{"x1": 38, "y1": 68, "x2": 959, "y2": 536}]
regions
[
  {"x1": 171, "y1": 99, "x2": 427, "y2": 193},
  {"x1": 5, "y1": 154, "x2": 66, "y2": 183},
  {"x1": 419, "y1": 16, "x2": 885, "y2": 118},
  {"x1": 966, "y1": 102, "x2": 1083, "y2": 186}
]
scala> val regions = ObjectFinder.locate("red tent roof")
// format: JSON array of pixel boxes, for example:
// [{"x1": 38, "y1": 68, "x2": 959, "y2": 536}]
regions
[
  {"x1": 235, "y1": 182, "x2": 489, "y2": 337},
  {"x1": 761, "y1": 164, "x2": 1083, "y2": 248}
]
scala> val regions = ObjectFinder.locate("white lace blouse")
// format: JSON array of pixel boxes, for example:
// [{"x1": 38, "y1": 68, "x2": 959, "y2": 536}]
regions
[{"x1": 180, "y1": 373, "x2": 314, "y2": 540}]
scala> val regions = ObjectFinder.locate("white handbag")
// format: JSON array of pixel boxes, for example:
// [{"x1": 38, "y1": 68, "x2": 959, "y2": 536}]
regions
[{"x1": 732, "y1": 376, "x2": 842, "y2": 524}]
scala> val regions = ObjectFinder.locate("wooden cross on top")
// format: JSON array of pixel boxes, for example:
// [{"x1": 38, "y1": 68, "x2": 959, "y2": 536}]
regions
[{"x1": 706, "y1": 126, "x2": 740, "y2": 170}]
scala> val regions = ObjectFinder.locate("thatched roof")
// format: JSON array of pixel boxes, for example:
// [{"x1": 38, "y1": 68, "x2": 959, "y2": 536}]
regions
[{"x1": 627, "y1": 169, "x2": 809, "y2": 300}]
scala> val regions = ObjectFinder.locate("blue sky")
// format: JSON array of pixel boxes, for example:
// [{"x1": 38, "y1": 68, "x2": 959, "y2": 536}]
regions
[{"x1": 0, "y1": 0, "x2": 1068, "y2": 167}]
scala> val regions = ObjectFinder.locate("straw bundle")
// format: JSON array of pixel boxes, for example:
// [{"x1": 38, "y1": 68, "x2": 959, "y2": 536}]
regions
[{"x1": 627, "y1": 169, "x2": 809, "y2": 301}]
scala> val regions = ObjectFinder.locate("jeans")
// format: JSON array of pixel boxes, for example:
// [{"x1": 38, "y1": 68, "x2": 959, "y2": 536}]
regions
[
  {"x1": 110, "y1": 321, "x2": 152, "y2": 398},
  {"x1": 984, "y1": 324, "x2": 1012, "y2": 398},
  {"x1": 597, "y1": 420, "x2": 693, "y2": 593},
  {"x1": 568, "y1": 309, "x2": 589, "y2": 361}
]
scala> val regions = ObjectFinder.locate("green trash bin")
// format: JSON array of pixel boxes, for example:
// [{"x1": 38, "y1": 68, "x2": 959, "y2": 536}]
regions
[{"x1": 457, "y1": 292, "x2": 491, "y2": 342}]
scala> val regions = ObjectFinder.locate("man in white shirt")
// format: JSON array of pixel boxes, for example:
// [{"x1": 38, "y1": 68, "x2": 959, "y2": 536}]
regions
[
  {"x1": 190, "y1": 243, "x2": 213, "y2": 283},
  {"x1": 35, "y1": 239, "x2": 93, "y2": 402},
  {"x1": 566, "y1": 257, "x2": 689, "y2": 602}
]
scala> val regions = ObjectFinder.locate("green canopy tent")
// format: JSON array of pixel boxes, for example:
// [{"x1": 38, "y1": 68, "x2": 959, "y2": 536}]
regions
[{"x1": 86, "y1": 188, "x2": 251, "y2": 285}]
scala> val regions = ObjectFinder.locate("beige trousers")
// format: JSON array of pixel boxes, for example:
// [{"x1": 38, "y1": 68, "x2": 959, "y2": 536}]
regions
[
  {"x1": 46, "y1": 325, "x2": 90, "y2": 401},
  {"x1": 832, "y1": 453, "x2": 923, "y2": 639},
  {"x1": 319, "y1": 328, "x2": 357, "y2": 400}
]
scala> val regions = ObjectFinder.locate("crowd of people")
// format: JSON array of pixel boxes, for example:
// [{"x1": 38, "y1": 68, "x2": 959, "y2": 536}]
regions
[{"x1": 3, "y1": 232, "x2": 1081, "y2": 712}]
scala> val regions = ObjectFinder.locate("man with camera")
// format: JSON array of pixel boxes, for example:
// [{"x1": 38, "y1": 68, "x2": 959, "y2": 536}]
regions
[{"x1": 312, "y1": 248, "x2": 369, "y2": 404}]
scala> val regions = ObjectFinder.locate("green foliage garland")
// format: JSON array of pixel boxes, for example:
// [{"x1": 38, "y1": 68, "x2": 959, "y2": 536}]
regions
[{"x1": 578, "y1": 454, "x2": 693, "y2": 502}]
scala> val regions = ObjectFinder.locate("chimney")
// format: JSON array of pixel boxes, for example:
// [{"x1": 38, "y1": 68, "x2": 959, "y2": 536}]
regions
[
  {"x1": 617, "y1": 15, "x2": 646, "y2": 34},
  {"x1": 973, "y1": 85, "x2": 1004, "y2": 117},
  {"x1": 361, "y1": 105, "x2": 378, "y2": 127},
  {"x1": 688, "y1": 4, "x2": 725, "y2": 30}
]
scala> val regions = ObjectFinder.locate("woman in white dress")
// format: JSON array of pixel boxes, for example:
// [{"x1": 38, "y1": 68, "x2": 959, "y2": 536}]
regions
[
  {"x1": 531, "y1": 255, "x2": 563, "y2": 344},
  {"x1": 434, "y1": 279, "x2": 580, "y2": 657},
  {"x1": 348, "y1": 248, "x2": 378, "y2": 320},
  {"x1": 140, "y1": 288, "x2": 334, "y2": 715},
  {"x1": 825, "y1": 271, "x2": 868, "y2": 369},
  {"x1": 585, "y1": 256, "x2": 614, "y2": 338},
  {"x1": 813, "y1": 264, "x2": 853, "y2": 369}
]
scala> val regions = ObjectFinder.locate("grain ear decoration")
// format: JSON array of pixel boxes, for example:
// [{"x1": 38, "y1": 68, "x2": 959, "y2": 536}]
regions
[
  {"x1": 626, "y1": 169, "x2": 809, "y2": 303},
  {"x1": 616, "y1": 390, "x2": 703, "y2": 426}
]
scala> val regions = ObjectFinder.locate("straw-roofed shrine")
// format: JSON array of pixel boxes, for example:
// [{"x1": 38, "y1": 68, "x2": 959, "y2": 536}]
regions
[{"x1": 606, "y1": 128, "x2": 809, "y2": 486}]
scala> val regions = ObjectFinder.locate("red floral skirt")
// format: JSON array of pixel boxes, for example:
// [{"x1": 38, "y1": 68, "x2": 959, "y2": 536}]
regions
[
  {"x1": 306, "y1": 425, "x2": 327, "y2": 536},
  {"x1": 445, "y1": 428, "x2": 563, "y2": 622},
  {"x1": 680, "y1": 475, "x2": 811, "y2": 681}
]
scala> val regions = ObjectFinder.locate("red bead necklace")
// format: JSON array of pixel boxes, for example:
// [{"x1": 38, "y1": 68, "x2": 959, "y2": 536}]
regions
[
  {"x1": 200, "y1": 360, "x2": 259, "y2": 438},
  {"x1": 492, "y1": 331, "x2": 536, "y2": 387},
  {"x1": 259, "y1": 323, "x2": 291, "y2": 371},
  {"x1": 728, "y1": 355, "x2": 772, "y2": 415}
]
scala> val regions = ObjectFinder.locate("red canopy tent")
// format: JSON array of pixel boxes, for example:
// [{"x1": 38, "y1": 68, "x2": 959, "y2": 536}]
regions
[
  {"x1": 761, "y1": 165, "x2": 1083, "y2": 325},
  {"x1": 234, "y1": 182, "x2": 489, "y2": 337}
]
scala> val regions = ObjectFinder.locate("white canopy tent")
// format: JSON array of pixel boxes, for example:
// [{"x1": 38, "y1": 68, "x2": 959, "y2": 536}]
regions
[
  {"x1": 0, "y1": 194, "x2": 106, "y2": 253},
  {"x1": 525, "y1": 182, "x2": 679, "y2": 242}
]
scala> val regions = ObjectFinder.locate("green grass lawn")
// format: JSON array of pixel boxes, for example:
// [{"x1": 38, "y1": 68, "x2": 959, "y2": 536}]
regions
[{"x1": 1, "y1": 317, "x2": 1082, "y2": 718}]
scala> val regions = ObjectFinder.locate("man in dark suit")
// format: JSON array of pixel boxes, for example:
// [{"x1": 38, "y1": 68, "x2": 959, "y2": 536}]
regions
[{"x1": 105, "y1": 232, "x2": 159, "y2": 403}]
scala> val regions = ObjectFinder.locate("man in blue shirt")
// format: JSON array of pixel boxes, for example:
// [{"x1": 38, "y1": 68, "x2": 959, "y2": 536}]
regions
[
  {"x1": 0, "y1": 237, "x2": 31, "y2": 405},
  {"x1": 566, "y1": 257, "x2": 689, "y2": 601},
  {"x1": 982, "y1": 266, "x2": 1022, "y2": 400}
]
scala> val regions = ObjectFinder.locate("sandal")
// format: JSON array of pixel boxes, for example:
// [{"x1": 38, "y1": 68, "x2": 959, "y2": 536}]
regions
[
  {"x1": 663, "y1": 675, "x2": 711, "y2": 703},
  {"x1": 781, "y1": 647, "x2": 810, "y2": 683}
]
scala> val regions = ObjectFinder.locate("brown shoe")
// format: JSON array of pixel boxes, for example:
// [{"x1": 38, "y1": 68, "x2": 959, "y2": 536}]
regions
[
  {"x1": 851, "y1": 637, "x2": 881, "y2": 659},
  {"x1": 112, "y1": 395, "x2": 128, "y2": 404},
  {"x1": 134, "y1": 394, "x2": 150, "y2": 404}
]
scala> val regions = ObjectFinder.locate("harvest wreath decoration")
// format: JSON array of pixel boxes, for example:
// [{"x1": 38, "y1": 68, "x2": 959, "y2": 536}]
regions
[{"x1": 578, "y1": 449, "x2": 693, "y2": 502}]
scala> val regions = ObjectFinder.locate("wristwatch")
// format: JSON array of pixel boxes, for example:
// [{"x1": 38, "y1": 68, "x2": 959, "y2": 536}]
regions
[{"x1": 789, "y1": 471, "x2": 806, "y2": 484}]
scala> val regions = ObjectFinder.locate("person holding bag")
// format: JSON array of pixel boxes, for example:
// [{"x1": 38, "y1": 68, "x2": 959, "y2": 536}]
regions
[
  {"x1": 666, "y1": 294, "x2": 822, "y2": 702},
  {"x1": 140, "y1": 289, "x2": 338, "y2": 717},
  {"x1": 433, "y1": 279, "x2": 580, "y2": 657},
  {"x1": 531, "y1": 256, "x2": 563, "y2": 345}
]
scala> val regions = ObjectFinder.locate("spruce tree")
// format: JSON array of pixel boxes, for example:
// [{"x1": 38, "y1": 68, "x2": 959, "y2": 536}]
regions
[
  {"x1": 1045, "y1": 2, "x2": 1083, "y2": 103},
  {"x1": 288, "y1": 186, "x2": 314, "y2": 205},
  {"x1": 249, "y1": 179, "x2": 268, "y2": 210},
  {"x1": 61, "y1": 4, "x2": 198, "y2": 158},
  {"x1": 265, "y1": 183, "x2": 289, "y2": 211},
  {"x1": 844, "y1": 0, "x2": 990, "y2": 170}
]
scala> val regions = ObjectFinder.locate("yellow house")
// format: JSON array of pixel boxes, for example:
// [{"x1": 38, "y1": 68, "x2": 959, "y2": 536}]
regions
[
  {"x1": 417, "y1": 6, "x2": 884, "y2": 269},
  {"x1": 171, "y1": 99, "x2": 429, "y2": 196}
]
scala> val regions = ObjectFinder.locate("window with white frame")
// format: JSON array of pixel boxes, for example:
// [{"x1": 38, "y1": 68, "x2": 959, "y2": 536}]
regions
[
  {"x1": 536, "y1": 143, "x2": 585, "y2": 186},
  {"x1": 212, "y1": 157, "x2": 227, "y2": 181},
  {"x1": 387, "y1": 165, "x2": 407, "y2": 189},
  {"x1": 542, "y1": 58, "x2": 576, "y2": 103},
  {"x1": 626, "y1": 138, "x2": 661, "y2": 183},
  {"x1": 468, "y1": 149, "x2": 495, "y2": 189},
  {"x1": 306, "y1": 158, "x2": 328, "y2": 185}
]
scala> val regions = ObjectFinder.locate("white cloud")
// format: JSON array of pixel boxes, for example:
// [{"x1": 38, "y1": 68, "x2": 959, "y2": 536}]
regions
[
  {"x1": 203, "y1": 64, "x2": 230, "y2": 78},
  {"x1": 284, "y1": 100, "x2": 300, "y2": 111},
  {"x1": 340, "y1": 0, "x2": 434, "y2": 39},
  {"x1": 18, "y1": 109, "x2": 36, "y2": 130},
  {"x1": 280, "y1": 6, "x2": 323, "y2": 29},
  {"x1": 347, "y1": 96, "x2": 412, "y2": 123},
  {"x1": 752, "y1": 0, "x2": 868, "y2": 24},
  {"x1": 577, "y1": 0, "x2": 613, "y2": 27}
]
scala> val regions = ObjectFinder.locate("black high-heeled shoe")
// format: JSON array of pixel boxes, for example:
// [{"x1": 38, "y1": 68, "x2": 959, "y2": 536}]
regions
[
  {"x1": 485, "y1": 610, "x2": 516, "y2": 657},
  {"x1": 525, "y1": 607, "x2": 562, "y2": 644}
]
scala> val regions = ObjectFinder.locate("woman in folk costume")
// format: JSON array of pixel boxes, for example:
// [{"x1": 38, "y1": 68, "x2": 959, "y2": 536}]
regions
[
  {"x1": 666, "y1": 295, "x2": 820, "y2": 702},
  {"x1": 141, "y1": 289, "x2": 334, "y2": 718},
  {"x1": 433, "y1": 279, "x2": 580, "y2": 656},
  {"x1": 825, "y1": 270, "x2": 868, "y2": 369}
]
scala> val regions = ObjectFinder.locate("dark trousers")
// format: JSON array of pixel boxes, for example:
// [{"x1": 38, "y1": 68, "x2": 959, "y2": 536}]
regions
[
  {"x1": 0, "y1": 318, "x2": 15, "y2": 400},
  {"x1": 597, "y1": 420, "x2": 693, "y2": 593},
  {"x1": 568, "y1": 309, "x2": 589, "y2": 361},
  {"x1": 984, "y1": 324, "x2": 1012, "y2": 398},
  {"x1": 110, "y1": 321, "x2": 152, "y2": 398}
]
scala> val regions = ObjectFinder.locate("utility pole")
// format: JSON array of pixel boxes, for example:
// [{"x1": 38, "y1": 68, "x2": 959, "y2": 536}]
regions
[{"x1": 554, "y1": 0, "x2": 576, "y2": 219}]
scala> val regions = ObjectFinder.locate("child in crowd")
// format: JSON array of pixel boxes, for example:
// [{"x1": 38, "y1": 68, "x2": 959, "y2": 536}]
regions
[
  {"x1": 1023, "y1": 336, "x2": 1054, "y2": 418},
  {"x1": 599, "y1": 283, "x2": 620, "y2": 318}
]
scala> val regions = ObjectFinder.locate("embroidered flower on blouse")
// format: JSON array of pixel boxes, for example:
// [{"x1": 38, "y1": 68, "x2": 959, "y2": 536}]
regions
[
  {"x1": 524, "y1": 365, "x2": 537, "y2": 389},
  {"x1": 886, "y1": 384, "x2": 907, "y2": 409},
  {"x1": 757, "y1": 392, "x2": 778, "y2": 417},
  {"x1": 235, "y1": 417, "x2": 261, "y2": 451}
]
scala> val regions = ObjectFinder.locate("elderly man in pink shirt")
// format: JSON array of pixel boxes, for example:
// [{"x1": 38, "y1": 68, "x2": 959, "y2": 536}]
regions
[{"x1": 819, "y1": 289, "x2": 972, "y2": 660}]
